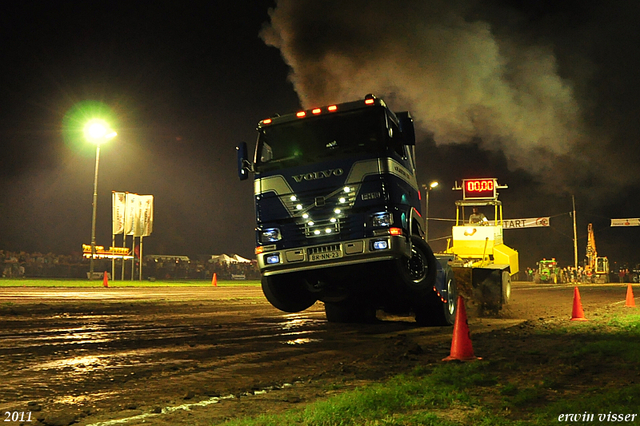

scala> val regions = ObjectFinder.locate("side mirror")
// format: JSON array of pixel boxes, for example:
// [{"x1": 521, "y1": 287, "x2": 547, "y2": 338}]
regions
[
  {"x1": 236, "y1": 142, "x2": 250, "y2": 181},
  {"x1": 396, "y1": 112, "x2": 415, "y2": 146}
]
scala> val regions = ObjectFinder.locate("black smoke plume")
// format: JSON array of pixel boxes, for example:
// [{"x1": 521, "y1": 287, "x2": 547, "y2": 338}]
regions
[{"x1": 261, "y1": 0, "x2": 640, "y2": 202}]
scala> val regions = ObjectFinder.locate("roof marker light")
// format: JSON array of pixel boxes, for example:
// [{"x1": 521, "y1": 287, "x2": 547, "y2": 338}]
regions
[
  {"x1": 328, "y1": 105, "x2": 338, "y2": 112},
  {"x1": 296, "y1": 111, "x2": 306, "y2": 118},
  {"x1": 263, "y1": 118, "x2": 272, "y2": 125},
  {"x1": 365, "y1": 99, "x2": 375, "y2": 105},
  {"x1": 312, "y1": 108, "x2": 321, "y2": 115}
]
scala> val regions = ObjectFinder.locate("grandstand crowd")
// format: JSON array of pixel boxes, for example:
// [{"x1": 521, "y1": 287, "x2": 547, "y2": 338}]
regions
[{"x1": 1, "y1": 250, "x2": 260, "y2": 280}]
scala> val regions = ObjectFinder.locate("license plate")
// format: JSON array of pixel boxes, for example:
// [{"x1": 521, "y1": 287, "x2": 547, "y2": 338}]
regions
[{"x1": 309, "y1": 251, "x2": 342, "y2": 262}]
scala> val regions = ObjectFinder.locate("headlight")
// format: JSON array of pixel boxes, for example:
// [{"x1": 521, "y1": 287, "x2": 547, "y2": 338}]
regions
[
  {"x1": 265, "y1": 253, "x2": 280, "y2": 264},
  {"x1": 371, "y1": 212, "x2": 392, "y2": 227},
  {"x1": 371, "y1": 239, "x2": 389, "y2": 250},
  {"x1": 261, "y1": 228, "x2": 281, "y2": 243}
]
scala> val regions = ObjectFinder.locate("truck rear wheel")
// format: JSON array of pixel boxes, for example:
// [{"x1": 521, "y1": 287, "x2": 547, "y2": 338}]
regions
[
  {"x1": 415, "y1": 268, "x2": 457, "y2": 326},
  {"x1": 262, "y1": 274, "x2": 317, "y2": 313}
]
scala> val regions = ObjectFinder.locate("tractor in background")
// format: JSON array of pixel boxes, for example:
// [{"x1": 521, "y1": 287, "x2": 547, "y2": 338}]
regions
[{"x1": 534, "y1": 258, "x2": 563, "y2": 284}]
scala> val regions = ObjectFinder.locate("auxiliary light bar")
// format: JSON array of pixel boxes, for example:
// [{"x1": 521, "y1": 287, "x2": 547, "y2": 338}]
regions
[{"x1": 260, "y1": 97, "x2": 377, "y2": 126}]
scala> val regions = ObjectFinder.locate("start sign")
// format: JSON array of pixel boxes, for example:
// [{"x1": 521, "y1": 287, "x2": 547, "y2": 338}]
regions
[{"x1": 463, "y1": 178, "x2": 497, "y2": 200}]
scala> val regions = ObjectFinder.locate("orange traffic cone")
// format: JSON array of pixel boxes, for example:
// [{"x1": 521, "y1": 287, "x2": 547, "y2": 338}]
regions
[
  {"x1": 625, "y1": 284, "x2": 636, "y2": 307},
  {"x1": 443, "y1": 296, "x2": 481, "y2": 362},
  {"x1": 570, "y1": 286, "x2": 588, "y2": 321},
  {"x1": 212, "y1": 272, "x2": 218, "y2": 287},
  {"x1": 103, "y1": 271, "x2": 109, "y2": 288}
]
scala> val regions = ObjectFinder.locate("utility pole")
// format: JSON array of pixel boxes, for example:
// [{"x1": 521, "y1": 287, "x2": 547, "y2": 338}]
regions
[{"x1": 572, "y1": 195, "x2": 578, "y2": 269}]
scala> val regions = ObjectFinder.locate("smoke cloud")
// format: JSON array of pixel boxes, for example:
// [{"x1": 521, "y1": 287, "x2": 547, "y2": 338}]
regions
[{"x1": 260, "y1": 0, "x2": 640, "y2": 200}]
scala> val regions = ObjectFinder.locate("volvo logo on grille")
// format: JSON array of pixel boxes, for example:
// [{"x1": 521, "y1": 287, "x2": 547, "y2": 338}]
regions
[{"x1": 292, "y1": 168, "x2": 343, "y2": 183}]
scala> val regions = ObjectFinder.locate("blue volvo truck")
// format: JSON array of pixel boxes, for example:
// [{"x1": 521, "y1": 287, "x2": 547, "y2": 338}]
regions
[{"x1": 237, "y1": 94, "x2": 456, "y2": 325}]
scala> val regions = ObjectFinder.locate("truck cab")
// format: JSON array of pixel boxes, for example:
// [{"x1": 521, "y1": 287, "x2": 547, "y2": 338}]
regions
[{"x1": 237, "y1": 95, "x2": 456, "y2": 325}]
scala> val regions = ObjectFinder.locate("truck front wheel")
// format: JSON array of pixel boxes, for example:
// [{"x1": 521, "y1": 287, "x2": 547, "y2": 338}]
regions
[
  {"x1": 396, "y1": 236, "x2": 437, "y2": 296},
  {"x1": 262, "y1": 274, "x2": 317, "y2": 313}
]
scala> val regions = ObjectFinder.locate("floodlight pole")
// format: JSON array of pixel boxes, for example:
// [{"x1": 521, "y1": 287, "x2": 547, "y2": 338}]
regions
[
  {"x1": 84, "y1": 120, "x2": 116, "y2": 280},
  {"x1": 425, "y1": 189, "x2": 431, "y2": 241},
  {"x1": 89, "y1": 144, "x2": 101, "y2": 280},
  {"x1": 422, "y1": 181, "x2": 439, "y2": 242}
]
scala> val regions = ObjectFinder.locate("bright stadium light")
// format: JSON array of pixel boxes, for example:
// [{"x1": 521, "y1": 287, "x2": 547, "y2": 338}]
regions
[{"x1": 84, "y1": 120, "x2": 117, "y2": 143}]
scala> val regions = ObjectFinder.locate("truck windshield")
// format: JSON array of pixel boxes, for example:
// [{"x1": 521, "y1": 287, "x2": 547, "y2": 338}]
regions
[{"x1": 256, "y1": 107, "x2": 389, "y2": 171}]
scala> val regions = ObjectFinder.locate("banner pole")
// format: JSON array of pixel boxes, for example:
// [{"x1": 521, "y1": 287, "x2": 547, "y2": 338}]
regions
[
  {"x1": 121, "y1": 234, "x2": 126, "y2": 280},
  {"x1": 111, "y1": 191, "x2": 115, "y2": 280},
  {"x1": 139, "y1": 236, "x2": 144, "y2": 281},
  {"x1": 111, "y1": 233, "x2": 115, "y2": 281},
  {"x1": 132, "y1": 236, "x2": 136, "y2": 281}
]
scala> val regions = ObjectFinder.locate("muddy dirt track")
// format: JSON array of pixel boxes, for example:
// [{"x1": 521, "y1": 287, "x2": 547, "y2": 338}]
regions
[{"x1": 0, "y1": 282, "x2": 632, "y2": 426}]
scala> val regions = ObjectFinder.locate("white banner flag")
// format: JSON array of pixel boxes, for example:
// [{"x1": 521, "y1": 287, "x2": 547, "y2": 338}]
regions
[
  {"x1": 136, "y1": 195, "x2": 154, "y2": 237},
  {"x1": 611, "y1": 218, "x2": 640, "y2": 227},
  {"x1": 124, "y1": 193, "x2": 139, "y2": 236},
  {"x1": 112, "y1": 192, "x2": 126, "y2": 235},
  {"x1": 123, "y1": 193, "x2": 154, "y2": 237},
  {"x1": 489, "y1": 217, "x2": 550, "y2": 229}
]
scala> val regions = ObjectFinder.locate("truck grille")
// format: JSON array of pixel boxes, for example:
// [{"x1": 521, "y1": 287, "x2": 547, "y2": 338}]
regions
[
  {"x1": 304, "y1": 218, "x2": 341, "y2": 237},
  {"x1": 273, "y1": 184, "x2": 366, "y2": 247}
]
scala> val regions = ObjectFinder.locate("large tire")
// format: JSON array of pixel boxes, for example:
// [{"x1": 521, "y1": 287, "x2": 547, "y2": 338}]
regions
[
  {"x1": 396, "y1": 236, "x2": 438, "y2": 296},
  {"x1": 415, "y1": 267, "x2": 457, "y2": 326},
  {"x1": 261, "y1": 274, "x2": 317, "y2": 313},
  {"x1": 502, "y1": 270, "x2": 511, "y2": 304}
]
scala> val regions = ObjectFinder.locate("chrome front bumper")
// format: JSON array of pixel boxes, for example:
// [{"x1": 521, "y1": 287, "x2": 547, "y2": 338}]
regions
[{"x1": 258, "y1": 235, "x2": 411, "y2": 276}]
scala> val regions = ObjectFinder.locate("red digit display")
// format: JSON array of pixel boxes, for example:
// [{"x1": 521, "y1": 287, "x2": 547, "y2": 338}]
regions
[{"x1": 463, "y1": 179, "x2": 496, "y2": 199}]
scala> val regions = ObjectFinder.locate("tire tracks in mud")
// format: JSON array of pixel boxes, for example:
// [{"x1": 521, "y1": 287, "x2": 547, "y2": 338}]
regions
[{"x1": 0, "y1": 283, "x2": 628, "y2": 425}]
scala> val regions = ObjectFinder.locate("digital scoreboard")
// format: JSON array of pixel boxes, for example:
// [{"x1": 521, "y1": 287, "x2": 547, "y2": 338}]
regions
[{"x1": 462, "y1": 178, "x2": 497, "y2": 200}]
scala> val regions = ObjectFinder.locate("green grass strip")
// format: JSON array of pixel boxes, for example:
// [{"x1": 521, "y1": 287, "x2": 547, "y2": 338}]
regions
[
  {"x1": 222, "y1": 363, "x2": 491, "y2": 426},
  {"x1": 0, "y1": 278, "x2": 261, "y2": 287},
  {"x1": 217, "y1": 312, "x2": 640, "y2": 426}
]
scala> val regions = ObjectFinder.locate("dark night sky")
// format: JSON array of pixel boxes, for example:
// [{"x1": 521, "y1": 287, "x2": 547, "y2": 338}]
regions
[{"x1": 1, "y1": 0, "x2": 639, "y2": 270}]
